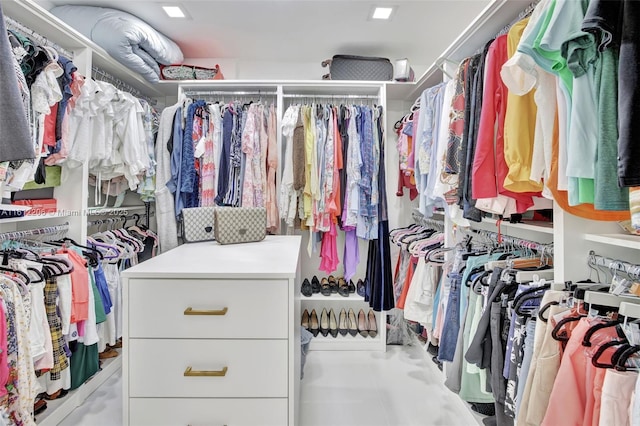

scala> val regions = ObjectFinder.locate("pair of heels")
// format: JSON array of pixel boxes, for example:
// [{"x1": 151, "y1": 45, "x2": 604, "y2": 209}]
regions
[
  {"x1": 301, "y1": 275, "x2": 357, "y2": 297},
  {"x1": 301, "y1": 308, "x2": 377, "y2": 338},
  {"x1": 319, "y1": 275, "x2": 355, "y2": 297},
  {"x1": 302, "y1": 308, "x2": 338, "y2": 337},
  {"x1": 355, "y1": 308, "x2": 377, "y2": 338}
]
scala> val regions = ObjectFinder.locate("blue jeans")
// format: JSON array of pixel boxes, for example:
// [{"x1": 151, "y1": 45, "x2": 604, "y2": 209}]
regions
[{"x1": 438, "y1": 273, "x2": 461, "y2": 362}]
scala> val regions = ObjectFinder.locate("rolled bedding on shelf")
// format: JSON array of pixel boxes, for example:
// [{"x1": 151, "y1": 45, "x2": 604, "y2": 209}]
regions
[{"x1": 50, "y1": 5, "x2": 184, "y2": 82}]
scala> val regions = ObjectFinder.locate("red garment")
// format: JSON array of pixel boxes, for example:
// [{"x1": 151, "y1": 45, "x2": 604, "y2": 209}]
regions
[
  {"x1": 471, "y1": 35, "x2": 538, "y2": 213},
  {"x1": 61, "y1": 249, "x2": 89, "y2": 323},
  {"x1": 396, "y1": 256, "x2": 418, "y2": 310},
  {"x1": 319, "y1": 221, "x2": 339, "y2": 273},
  {"x1": 43, "y1": 103, "x2": 58, "y2": 147}
]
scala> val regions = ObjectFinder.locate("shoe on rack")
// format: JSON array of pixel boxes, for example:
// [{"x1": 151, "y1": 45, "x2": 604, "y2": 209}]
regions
[
  {"x1": 357, "y1": 309, "x2": 369, "y2": 338},
  {"x1": 320, "y1": 308, "x2": 330, "y2": 337},
  {"x1": 347, "y1": 308, "x2": 358, "y2": 337},
  {"x1": 301, "y1": 309, "x2": 310, "y2": 330},
  {"x1": 301, "y1": 278, "x2": 313, "y2": 297},
  {"x1": 348, "y1": 280, "x2": 356, "y2": 293},
  {"x1": 338, "y1": 308, "x2": 348, "y2": 336},
  {"x1": 320, "y1": 278, "x2": 332, "y2": 296},
  {"x1": 328, "y1": 275, "x2": 338, "y2": 293},
  {"x1": 311, "y1": 275, "x2": 321, "y2": 294},
  {"x1": 329, "y1": 308, "x2": 338, "y2": 338},
  {"x1": 34, "y1": 399, "x2": 47, "y2": 416},
  {"x1": 337, "y1": 278, "x2": 349, "y2": 297},
  {"x1": 309, "y1": 309, "x2": 320, "y2": 337},
  {"x1": 99, "y1": 348, "x2": 119, "y2": 359},
  {"x1": 367, "y1": 309, "x2": 377, "y2": 338},
  {"x1": 356, "y1": 279, "x2": 366, "y2": 298}
]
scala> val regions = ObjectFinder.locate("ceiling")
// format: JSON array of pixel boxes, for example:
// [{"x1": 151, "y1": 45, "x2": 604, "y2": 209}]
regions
[{"x1": 35, "y1": 0, "x2": 491, "y2": 69}]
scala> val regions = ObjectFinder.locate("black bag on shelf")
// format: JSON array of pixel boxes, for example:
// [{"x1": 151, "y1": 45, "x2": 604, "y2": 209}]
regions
[{"x1": 321, "y1": 55, "x2": 393, "y2": 81}]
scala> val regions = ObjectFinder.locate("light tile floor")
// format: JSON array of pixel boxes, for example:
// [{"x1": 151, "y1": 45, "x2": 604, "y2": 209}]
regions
[{"x1": 58, "y1": 345, "x2": 484, "y2": 426}]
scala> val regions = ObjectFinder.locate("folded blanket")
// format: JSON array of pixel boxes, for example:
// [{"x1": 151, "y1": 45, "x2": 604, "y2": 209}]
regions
[{"x1": 50, "y1": 5, "x2": 183, "y2": 83}]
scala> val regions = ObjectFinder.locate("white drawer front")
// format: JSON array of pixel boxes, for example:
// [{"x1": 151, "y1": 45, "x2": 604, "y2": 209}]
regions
[
  {"x1": 129, "y1": 339, "x2": 288, "y2": 398},
  {"x1": 129, "y1": 398, "x2": 288, "y2": 426},
  {"x1": 127, "y1": 278, "x2": 288, "y2": 339}
]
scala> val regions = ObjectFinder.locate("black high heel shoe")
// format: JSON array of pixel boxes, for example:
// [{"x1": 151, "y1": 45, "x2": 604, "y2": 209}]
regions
[
  {"x1": 356, "y1": 279, "x2": 366, "y2": 298},
  {"x1": 348, "y1": 279, "x2": 356, "y2": 294},
  {"x1": 320, "y1": 308, "x2": 330, "y2": 337},
  {"x1": 329, "y1": 308, "x2": 338, "y2": 338},
  {"x1": 301, "y1": 278, "x2": 313, "y2": 297},
  {"x1": 311, "y1": 275, "x2": 321, "y2": 294},
  {"x1": 309, "y1": 309, "x2": 319, "y2": 337},
  {"x1": 337, "y1": 278, "x2": 349, "y2": 297}
]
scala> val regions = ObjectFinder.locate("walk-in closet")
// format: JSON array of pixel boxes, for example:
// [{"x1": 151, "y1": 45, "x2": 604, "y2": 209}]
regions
[{"x1": 0, "y1": 0, "x2": 639, "y2": 425}]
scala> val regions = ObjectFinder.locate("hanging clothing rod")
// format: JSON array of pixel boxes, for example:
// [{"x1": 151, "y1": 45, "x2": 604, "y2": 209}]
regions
[
  {"x1": 91, "y1": 67, "x2": 157, "y2": 106},
  {"x1": 183, "y1": 91, "x2": 277, "y2": 96},
  {"x1": 412, "y1": 211, "x2": 444, "y2": 231},
  {"x1": 588, "y1": 250, "x2": 640, "y2": 279},
  {"x1": 0, "y1": 222, "x2": 69, "y2": 242},
  {"x1": 87, "y1": 210, "x2": 153, "y2": 228},
  {"x1": 284, "y1": 94, "x2": 379, "y2": 100},
  {"x1": 4, "y1": 16, "x2": 74, "y2": 59},
  {"x1": 489, "y1": 0, "x2": 540, "y2": 42},
  {"x1": 458, "y1": 226, "x2": 554, "y2": 255}
]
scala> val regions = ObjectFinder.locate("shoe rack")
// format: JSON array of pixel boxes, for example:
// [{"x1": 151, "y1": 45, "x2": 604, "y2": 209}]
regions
[{"x1": 300, "y1": 276, "x2": 386, "y2": 352}]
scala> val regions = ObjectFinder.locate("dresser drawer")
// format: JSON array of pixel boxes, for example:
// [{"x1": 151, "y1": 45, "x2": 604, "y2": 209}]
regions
[
  {"x1": 129, "y1": 398, "x2": 288, "y2": 426},
  {"x1": 127, "y1": 278, "x2": 288, "y2": 339},
  {"x1": 129, "y1": 339, "x2": 288, "y2": 398}
]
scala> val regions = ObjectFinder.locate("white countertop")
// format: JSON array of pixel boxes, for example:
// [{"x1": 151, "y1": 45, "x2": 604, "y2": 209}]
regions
[{"x1": 122, "y1": 235, "x2": 302, "y2": 279}]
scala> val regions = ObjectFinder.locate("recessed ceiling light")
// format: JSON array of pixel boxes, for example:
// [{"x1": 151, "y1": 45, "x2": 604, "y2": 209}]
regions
[
  {"x1": 162, "y1": 6, "x2": 185, "y2": 18},
  {"x1": 372, "y1": 7, "x2": 394, "y2": 20}
]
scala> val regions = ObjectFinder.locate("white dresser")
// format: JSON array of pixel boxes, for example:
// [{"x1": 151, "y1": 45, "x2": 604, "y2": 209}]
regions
[{"x1": 121, "y1": 236, "x2": 302, "y2": 426}]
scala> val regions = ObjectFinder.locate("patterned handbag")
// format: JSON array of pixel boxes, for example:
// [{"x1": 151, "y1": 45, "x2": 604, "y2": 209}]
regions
[
  {"x1": 182, "y1": 207, "x2": 216, "y2": 242},
  {"x1": 214, "y1": 207, "x2": 266, "y2": 245}
]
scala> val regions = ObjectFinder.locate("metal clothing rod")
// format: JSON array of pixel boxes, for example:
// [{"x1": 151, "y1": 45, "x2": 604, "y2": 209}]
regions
[
  {"x1": 412, "y1": 211, "x2": 444, "y2": 231},
  {"x1": 588, "y1": 250, "x2": 640, "y2": 280},
  {"x1": 284, "y1": 94, "x2": 379, "y2": 100},
  {"x1": 91, "y1": 67, "x2": 157, "y2": 106},
  {"x1": 0, "y1": 222, "x2": 69, "y2": 242},
  {"x1": 457, "y1": 226, "x2": 554, "y2": 255},
  {"x1": 184, "y1": 91, "x2": 277, "y2": 96},
  {"x1": 4, "y1": 16, "x2": 74, "y2": 59},
  {"x1": 87, "y1": 210, "x2": 154, "y2": 228}
]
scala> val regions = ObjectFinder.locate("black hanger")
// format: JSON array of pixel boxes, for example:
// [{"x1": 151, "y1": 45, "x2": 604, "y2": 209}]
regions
[
  {"x1": 592, "y1": 340, "x2": 627, "y2": 369},
  {"x1": 538, "y1": 301, "x2": 560, "y2": 323},
  {"x1": 512, "y1": 284, "x2": 551, "y2": 315},
  {"x1": 583, "y1": 320, "x2": 625, "y2": 347},
  {"x1": 551, "y1": 315, "x2": 585, "y2": 342},
  {"x1": 0, "y1": 267, "x2": 30, "y2": 285},
  {"x1": 52, "y1": 238, "x2": 104, "y2": 260},
  {"x1": 26, "y1": 267, "x2": 45, "y2": 284},
  {"x1": 615, "y1": 345, "x2": 640, "y2": 371}
]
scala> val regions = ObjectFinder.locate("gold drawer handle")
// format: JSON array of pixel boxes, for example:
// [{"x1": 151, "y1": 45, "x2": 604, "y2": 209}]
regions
[
  {"x1": 184, "y1": 366, "x2": 228, "y2": 377},
  {"x1": 183, "y1": 307, "x2": 228, "y2": 316}
]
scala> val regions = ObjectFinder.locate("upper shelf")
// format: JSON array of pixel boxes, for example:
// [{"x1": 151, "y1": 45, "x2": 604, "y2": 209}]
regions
[
  {"x1": 390, "y1": 0, "x2": 539, "y2": 102},
  {"x1": 584, "y1": 233, "x2": 640, "y2": 250},
  {"x1": 2, "y1": 0, "x2": 164, "y2": 98}
]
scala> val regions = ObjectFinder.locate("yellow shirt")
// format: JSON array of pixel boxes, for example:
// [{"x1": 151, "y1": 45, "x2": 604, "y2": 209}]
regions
[
  {"x1": 302, "y1": 106, "x2": 315, "y2": 225},
  {"x1": 502, "y1": 17, "x2": 544, "y2": 193}
]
